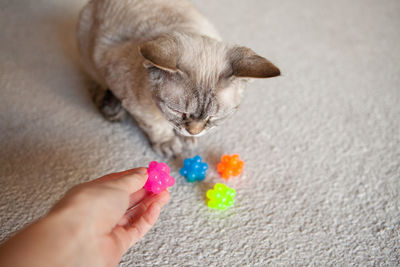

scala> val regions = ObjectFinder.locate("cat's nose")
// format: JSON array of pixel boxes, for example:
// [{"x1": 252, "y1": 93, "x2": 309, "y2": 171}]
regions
[{"x1": 186, "y1": 121, "x2": 205, "y2": 135}]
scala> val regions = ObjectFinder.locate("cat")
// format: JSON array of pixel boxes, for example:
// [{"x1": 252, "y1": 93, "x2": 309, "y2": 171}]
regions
[{"x1": 77, "y1": 0, "x2": 280, "y2": 157}]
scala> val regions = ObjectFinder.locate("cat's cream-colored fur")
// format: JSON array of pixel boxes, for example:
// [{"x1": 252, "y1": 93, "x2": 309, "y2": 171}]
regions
[{"x1": 77, "y1": 0, "x2": 280, "y2": 157}]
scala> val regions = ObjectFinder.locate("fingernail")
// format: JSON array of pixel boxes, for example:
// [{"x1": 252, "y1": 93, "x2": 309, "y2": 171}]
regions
[{"x1": 134, "y1": 167, "x2": 148, "y2": 175}]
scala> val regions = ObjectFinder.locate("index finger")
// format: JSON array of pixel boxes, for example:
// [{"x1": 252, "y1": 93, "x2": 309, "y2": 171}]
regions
[
  {"x1": 89, "y1": 167, "x2": 148, "y2": 193},
  {"x1": 92, "y1": 167, "x2": 146, "y2": 182}
]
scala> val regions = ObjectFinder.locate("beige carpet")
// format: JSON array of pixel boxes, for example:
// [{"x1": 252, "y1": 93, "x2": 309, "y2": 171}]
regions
[{"x1": 1, "y1": 0, "x2": 399, "y2": 265}]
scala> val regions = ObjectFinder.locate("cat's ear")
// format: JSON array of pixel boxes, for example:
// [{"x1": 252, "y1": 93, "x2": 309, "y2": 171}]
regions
[
  {"x1": 138, "y1": 35, "x2": 179, "y2": 73},
  {"x1": 228, "y1": 46, "x2": 280, "y2": 79}
]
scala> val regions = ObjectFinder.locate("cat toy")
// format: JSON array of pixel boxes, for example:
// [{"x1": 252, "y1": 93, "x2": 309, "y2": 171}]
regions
[
  {"x1": 206, "y1": 183, "x2": 236, "y2": 210},
  {"x1": 179, "y1": 155, "x2": 208, "y2": 182},
  {"x1": 144, "y1": 161, "x2": 175, "y2": 194},
  {"x1": 216, "y1": 154, "x2": 245, "y2": 179}
]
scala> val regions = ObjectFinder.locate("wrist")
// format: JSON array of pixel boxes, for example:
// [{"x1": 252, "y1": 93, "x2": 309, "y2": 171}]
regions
[
  {"x1": 0, "y1": 208, "x2": 87, "y2": 267},
  {"x1": 46, "y1": 203, "x2": 89, "y2": 240}
]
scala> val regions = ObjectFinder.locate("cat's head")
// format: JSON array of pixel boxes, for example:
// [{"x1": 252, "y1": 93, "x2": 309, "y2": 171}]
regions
[{"x1": 139, "y1": 33, "x2": 280, "y2": 137}]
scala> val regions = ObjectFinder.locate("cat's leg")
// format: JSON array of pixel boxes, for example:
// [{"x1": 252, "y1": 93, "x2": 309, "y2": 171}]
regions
[
  {"x1": 136, "y1": 117, "x2": 183, "y2": 157},
  {"x1": 122, "y1": 102, "x2": 182, "y2": 157},
  {"x1": 178, "y1": 135, "x2": 198, "y2": 151},
  {"x1": 91, "y1": 85, "x2": 127, "y2": 122}
]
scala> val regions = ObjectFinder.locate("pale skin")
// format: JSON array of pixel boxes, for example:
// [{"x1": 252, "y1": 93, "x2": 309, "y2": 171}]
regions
[{"x1": 0, "y1": 167, "x2": 170, "y2": 267}]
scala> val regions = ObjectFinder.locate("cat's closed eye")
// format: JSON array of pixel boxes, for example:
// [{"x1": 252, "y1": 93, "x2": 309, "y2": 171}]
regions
[
  {"x1": 165, "y1": 105, "x2": 192, "y2": 121},
  {"x1": 165, "y1": 105, "x2": 185, "y2": 115}
]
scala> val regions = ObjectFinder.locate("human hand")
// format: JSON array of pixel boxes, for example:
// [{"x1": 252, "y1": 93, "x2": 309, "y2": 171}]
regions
[{"x1": 0, "y1": 167, "x2": 170, "y2": 267}]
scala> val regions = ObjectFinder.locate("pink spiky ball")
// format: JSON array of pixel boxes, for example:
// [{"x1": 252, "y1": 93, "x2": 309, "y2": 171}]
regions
[{"x1": 144, "y1": 161, "x2": 175, "y2": 194}]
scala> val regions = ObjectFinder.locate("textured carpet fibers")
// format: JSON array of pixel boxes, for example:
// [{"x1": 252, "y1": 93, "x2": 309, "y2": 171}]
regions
[{"x1": 0, "y1": 0, "x2": 399, "y2": 265}]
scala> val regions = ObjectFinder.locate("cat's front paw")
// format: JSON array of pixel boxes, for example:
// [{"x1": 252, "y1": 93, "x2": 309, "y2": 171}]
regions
[
  {"x1": 100, "y1": 90, "x2": 127, "y2": 122},
  {"x1": 180, "y1": 136, "x2": 198, "y2": 151},
  {"x1": 92, "y1": 88, "x2": 127, "y2": 122},
  {"x1": 152, "y1": 136, "x2": 183, "y2": 157}
]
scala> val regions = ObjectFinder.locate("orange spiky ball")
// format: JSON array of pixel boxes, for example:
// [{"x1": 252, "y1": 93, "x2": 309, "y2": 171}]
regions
[{"x1": 216, "y1": 154, "x2": 244, "y2": 179}]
